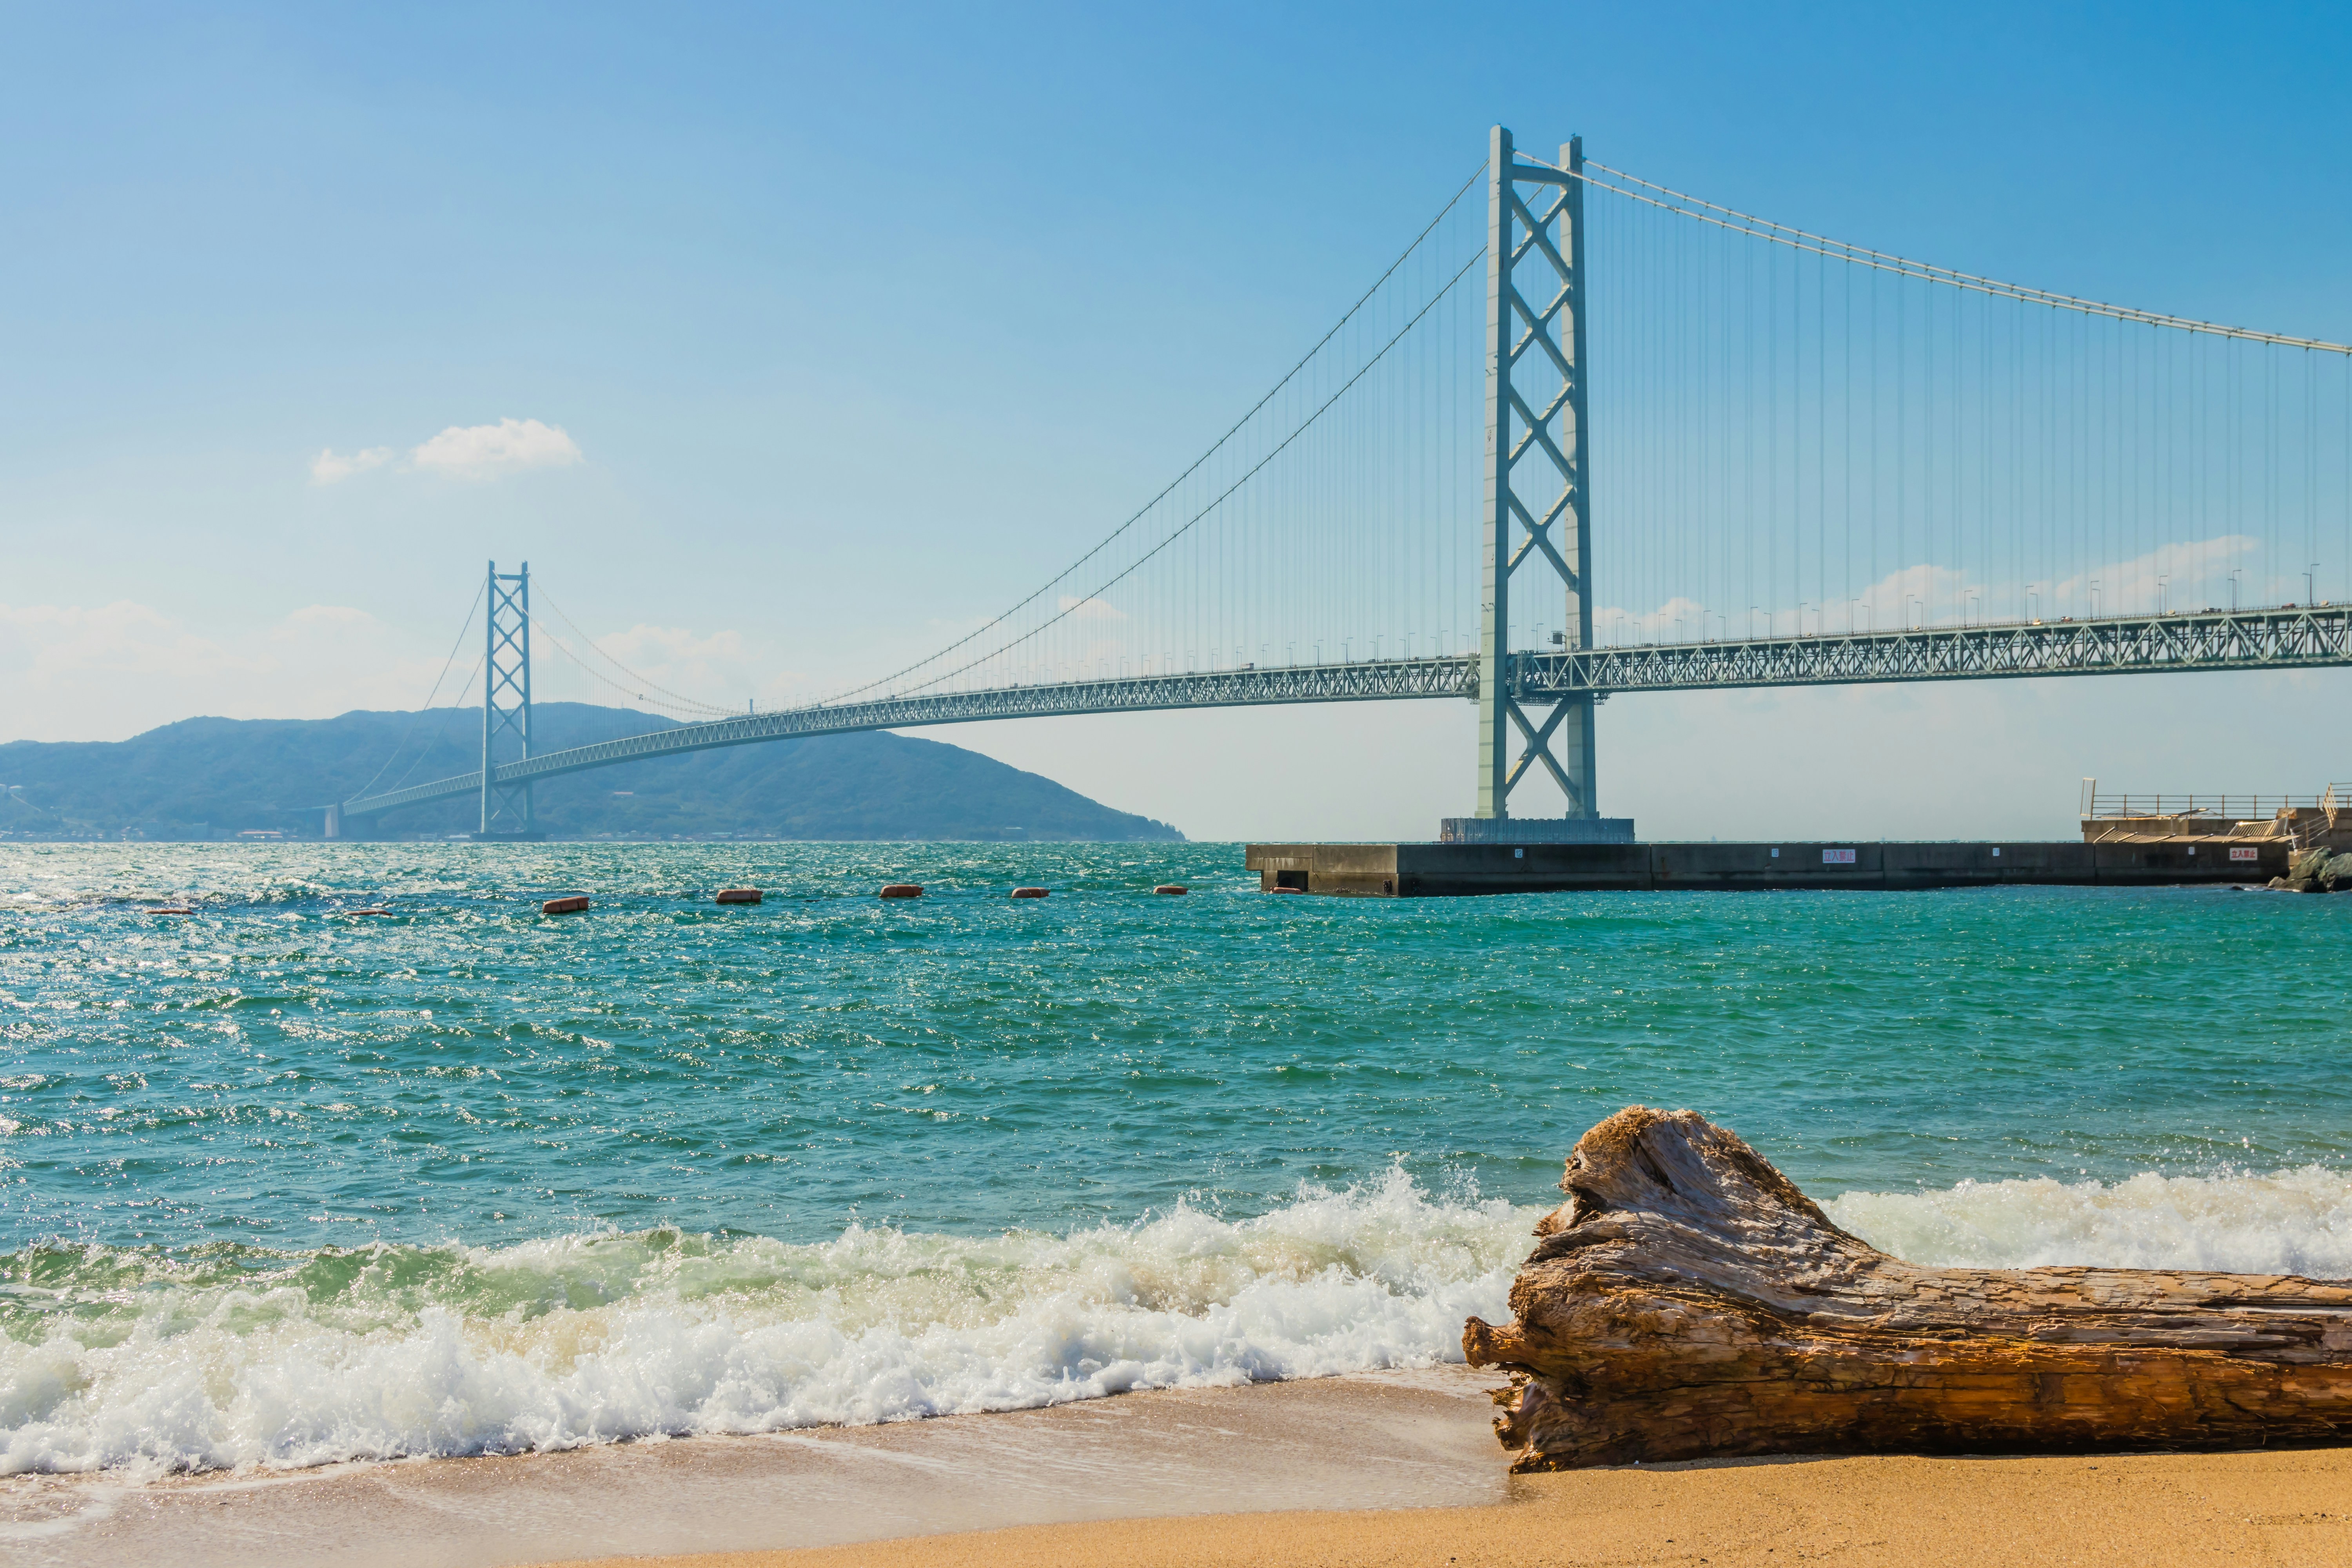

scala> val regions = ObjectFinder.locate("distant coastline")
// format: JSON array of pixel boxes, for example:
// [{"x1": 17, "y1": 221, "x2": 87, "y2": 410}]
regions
[{"x1": 0, "y1": 702, "x2": 1184, "y2": 844}]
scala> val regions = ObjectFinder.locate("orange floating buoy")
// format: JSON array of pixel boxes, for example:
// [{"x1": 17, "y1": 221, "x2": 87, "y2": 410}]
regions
[
  {"x1": 715, "y1": 888, "x2": 762, "y2": 904},
  {"x1": 879, "y1": 884, "x2": 924, "y2": 899},
  {"x1": 1011, "y1": 887, "x2": 1049, "y2": 899},
  {"x1": 1269, "y1": 886, "x2": 1306, "y2": 895},
  {"x1": 542, "y1": 895, "x2": 591, "y2": 915},
  {"x1": 150, "y1": 906, "x2": 194, "y2": 915},
  {"x1": 1153, "y1": 885, "x2": 1189, "y2": 895}
]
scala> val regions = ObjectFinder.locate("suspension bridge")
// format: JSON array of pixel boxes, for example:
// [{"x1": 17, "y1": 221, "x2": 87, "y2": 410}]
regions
[{"x1": 334, "y1": 127, "x2": 2352, "y2": 840}]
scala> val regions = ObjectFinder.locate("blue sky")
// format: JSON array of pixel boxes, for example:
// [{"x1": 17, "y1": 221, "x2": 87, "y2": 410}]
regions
[{"x1": 4, "y1": 3, "x2": 2348, "y2": 837}]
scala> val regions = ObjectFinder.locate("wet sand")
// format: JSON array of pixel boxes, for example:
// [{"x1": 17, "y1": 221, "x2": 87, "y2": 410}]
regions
[
  {"x1": 8, "y1": 1365, "x2": 2351, "y2": 1567},
  {"x1": 0, "y1": 1367, "x2": 1505, "y2": 1568},
  {"x1": 555, "y1": 1446, "x2": 2352, "y2": 1568}
]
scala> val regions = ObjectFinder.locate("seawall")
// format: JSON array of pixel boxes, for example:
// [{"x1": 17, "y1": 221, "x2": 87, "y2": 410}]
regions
[{"x1": 1245, "y1": 839, "x2": 2288, "y2": 897}]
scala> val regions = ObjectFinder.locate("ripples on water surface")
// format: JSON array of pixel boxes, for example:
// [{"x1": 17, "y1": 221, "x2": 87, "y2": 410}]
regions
[{"x1": 1, "y1": 842, "x2": 2346, "y2": 1473}]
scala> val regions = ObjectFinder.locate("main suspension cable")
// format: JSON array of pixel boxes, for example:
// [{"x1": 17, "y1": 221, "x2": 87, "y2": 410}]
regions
[
  {"x1": 883, "y1": 248, "x2": 1486, "y2": 701},
  {"x1": 813, "y1": 161, "x2": 1491, "y2": 708},
  {"x1": 1514, "y1": 152, "x2": 2352, "y2": 354},
  {"x1": 526, "y1": 612, "x2": 738, "y2": 720},
  {"x1": 532, "y1": 586, "x2": 738, "y2": 718},
  {"x1": 345, "y1": 581, "x2": 485, "y2": 800}
]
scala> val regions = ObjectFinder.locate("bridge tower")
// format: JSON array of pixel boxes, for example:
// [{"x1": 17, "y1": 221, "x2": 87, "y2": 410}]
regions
[
  {"x1": 1473, "y1": 127, "x2": 1597, "y2": 826},
  {"x1": 477, "y1": 560, "x2": 539, "y2": 840}
]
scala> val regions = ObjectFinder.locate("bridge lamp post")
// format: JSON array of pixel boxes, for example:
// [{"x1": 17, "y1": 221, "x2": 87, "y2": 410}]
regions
[{"x1": 2156, "y1": 575, "x2": 2170, "y2": 615}]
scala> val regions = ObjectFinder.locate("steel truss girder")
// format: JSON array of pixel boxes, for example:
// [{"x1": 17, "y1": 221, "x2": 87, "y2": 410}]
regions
[
  {"x1": 1520, "y1": 606, "x2": 2352, "y2": 697},
  {"x1": 342, "y1": 657, "x2": 1480, "y2": 820},
  {"x1": 339, "y1": 608, "x2": 2351, "y2": 823}
]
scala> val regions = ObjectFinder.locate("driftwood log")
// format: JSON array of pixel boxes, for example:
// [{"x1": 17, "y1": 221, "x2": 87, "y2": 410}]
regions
[{"x1": 1464, "y1": 1107, "x2": 2352, "y2": 1469}]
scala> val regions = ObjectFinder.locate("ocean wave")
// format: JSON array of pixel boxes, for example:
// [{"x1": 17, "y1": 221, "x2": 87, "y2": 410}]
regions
[
  {"x1": 1829, "y1": 1165, "x2": 2352, "y2": 1275},
  {"x1": 0, "y1": 1170, "x2": 1530, "y2": 1477}
]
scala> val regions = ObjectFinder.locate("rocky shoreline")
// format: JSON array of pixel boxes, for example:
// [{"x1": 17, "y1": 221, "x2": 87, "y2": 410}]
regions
[{"x1": 2270, "y1": 846, "x2": 2352, "y2": 892}]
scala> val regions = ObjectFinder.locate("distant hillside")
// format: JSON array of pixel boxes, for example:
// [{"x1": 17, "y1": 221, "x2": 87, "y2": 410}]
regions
[{"x1": 0, "y1": 704, "x2": 1184, "y2": 842}]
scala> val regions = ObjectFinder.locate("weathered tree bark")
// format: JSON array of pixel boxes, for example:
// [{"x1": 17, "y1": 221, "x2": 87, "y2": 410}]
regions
[{"x1": 1465, "y1": 1107, "x2": 2352, "y2": 1470}]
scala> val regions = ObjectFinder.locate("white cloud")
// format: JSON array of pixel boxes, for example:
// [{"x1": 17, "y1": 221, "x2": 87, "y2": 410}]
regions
[
  {"x1": 0, "y1": 601, "x2": 452, "y2": 741},
  {"x1": 2052, "y1": 534, "x2": 2263, "y2": 614},
  {"x1": 310, "y1": 446, "x2": 392, "y2": 485},
  {"x1": 1581, "y1": 533, "x2": 2278, "y2": 646},
  {"x1": 410, "y1": 417, "x2": 582, "y2": 479},
  {"x1": 305, "y1": 419, "x2": 581, "y2": 485},
  {"x1": 594, "y1": 623, "x2": 748, "y2": 673},
  {"x1": 0, "y1": 601, "x2": 806, "y2": 741},
  {"x1": 1056, "y1": 595, "x2": 1127, "y2": 622}
]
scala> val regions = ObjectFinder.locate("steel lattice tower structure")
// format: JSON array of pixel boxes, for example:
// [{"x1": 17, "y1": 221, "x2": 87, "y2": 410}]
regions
[
  {"x1": 1477, "y1": 127, "x2": 1594, "y2": 820},
  {"x1": 479, "y1": 561, "x2": 536, "y2": 838}
]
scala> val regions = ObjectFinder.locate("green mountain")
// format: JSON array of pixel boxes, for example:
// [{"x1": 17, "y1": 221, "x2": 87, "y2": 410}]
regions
[{"x1": 0, "y1": 704, "x2": 1184, "y2": 842}]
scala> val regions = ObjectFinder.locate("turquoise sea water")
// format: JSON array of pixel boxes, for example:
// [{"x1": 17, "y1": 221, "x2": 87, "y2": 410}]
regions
[{"x1": 2, "y1": 842, "x2": 2347, "y2": 1474}]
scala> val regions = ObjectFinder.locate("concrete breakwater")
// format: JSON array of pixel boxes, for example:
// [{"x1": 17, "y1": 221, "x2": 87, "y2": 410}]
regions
[{"x1": 1247, "y1": 838, "x2": 2291, "y2": 897}]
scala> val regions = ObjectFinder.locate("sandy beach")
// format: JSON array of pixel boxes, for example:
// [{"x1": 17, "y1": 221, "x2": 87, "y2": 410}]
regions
[
  {"x1": 7, "y1": 1366, "x2": 2349, "y2": 1568},
  {"x1": 555, "y1": 1452, "x2": 2352, "y2": 1568},
  {"x1": 573, "y1": 1450, "x2": 2352, "y2": 1568}
]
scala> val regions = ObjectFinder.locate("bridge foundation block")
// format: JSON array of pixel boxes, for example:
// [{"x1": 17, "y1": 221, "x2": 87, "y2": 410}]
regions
[
  {"x1": 1245, "y1": 839, "x2": 2290, "y2": 897},
  {"x1": 1439, "y1": 816, "x2": 1635, "y2": 844}
]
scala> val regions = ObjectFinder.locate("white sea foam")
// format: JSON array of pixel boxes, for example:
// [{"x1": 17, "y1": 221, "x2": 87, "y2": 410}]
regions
[
  {"x1": 0, "y1": 1170, "x2": 1531, "y2": 1477},
  {"x1": 1829, "y1": 1165, "x2": 2352, "y2": 1276},
  {"x1": 20, "y1": 1162, "x2": 2350, "y2": 1479}
]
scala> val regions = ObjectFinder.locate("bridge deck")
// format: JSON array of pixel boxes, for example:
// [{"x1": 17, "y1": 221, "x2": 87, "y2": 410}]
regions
[{"x1": 342, "y1": 606, "x2": 2350, "y2": 819}]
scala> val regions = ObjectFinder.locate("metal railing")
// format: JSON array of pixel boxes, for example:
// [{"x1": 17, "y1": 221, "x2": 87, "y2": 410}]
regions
[
  {"x1": 2082, "y1": 783, "x2": 2347, "y2": 821},
  {"x1": 2084, "y1": 793, "x2": 2347, "y2": 821}
]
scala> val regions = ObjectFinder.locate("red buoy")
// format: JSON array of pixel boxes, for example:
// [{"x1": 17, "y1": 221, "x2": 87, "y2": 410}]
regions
[
  {"x1": 715, "y1": 888, "x2": 762, "y2": 904},
  {"x1": 879, "y1": 884, "x2": 924, "y2": 899},
  {"x1": 150, "y1": 906, "x2": 194, "y2": 916},
  {"x1": 1153, "y1": 885, "x2": 1189, "y2": 895},
  {"x1": 347, "y1": 907, "x2": 393, "y2": 916},
  {"x1": 1269, "y1": 886, "x2": 1305, "y2": 895},
  {"x1": 542, "y1": 895, "x2": 591, "y2": 915},
  {"x1": 1011, "y1": 887, "x2": 1049, "y2": 899}
]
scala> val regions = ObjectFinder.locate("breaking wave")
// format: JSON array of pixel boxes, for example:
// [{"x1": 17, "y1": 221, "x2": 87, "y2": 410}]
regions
[
  {"x1": 0, "y1": 1170, "x2": 1530, "y2": 1477},
  {"x1": 1829, "y1": 1165, "x2": 2352, "y2": 1276}
]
